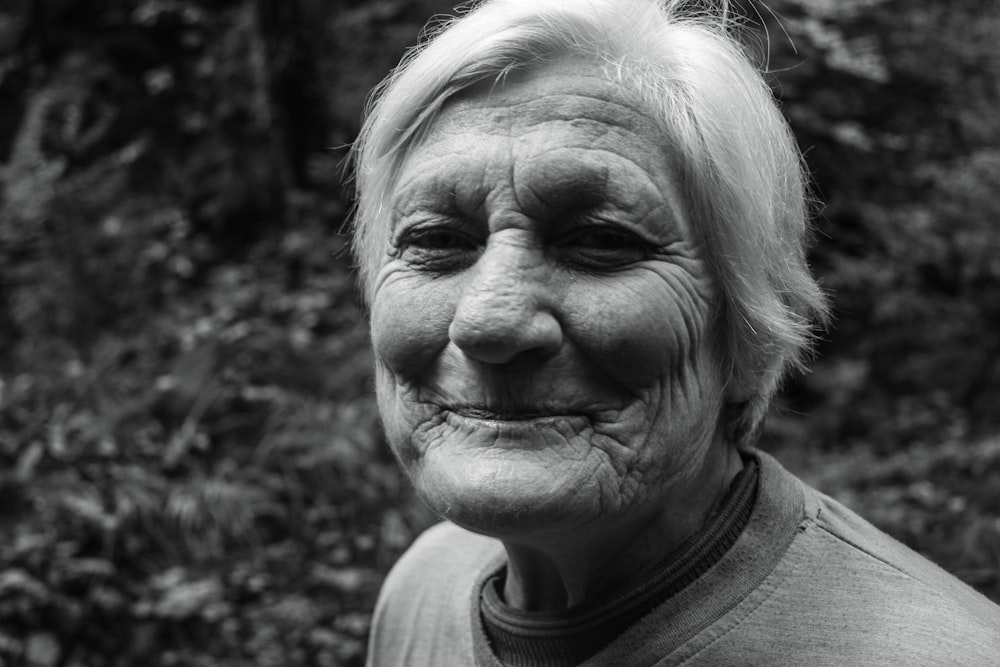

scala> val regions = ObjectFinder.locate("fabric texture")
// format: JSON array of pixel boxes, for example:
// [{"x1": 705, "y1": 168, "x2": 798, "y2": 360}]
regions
[{"x1": 366, "y1": 450, "x2": 1000, "y2": 666}]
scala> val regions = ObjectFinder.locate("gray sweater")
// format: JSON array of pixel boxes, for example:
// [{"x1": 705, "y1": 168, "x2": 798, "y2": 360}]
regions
[{"x1": 366, "y1": 450, "x2": 1000, "y2": 666}]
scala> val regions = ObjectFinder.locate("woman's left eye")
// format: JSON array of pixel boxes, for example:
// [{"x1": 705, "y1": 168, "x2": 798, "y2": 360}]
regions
[
  {"x1": 572, "y1": 228, "x2": 642, "y2": 249},
  {"x1": 557, "y1": 226, "x2": 650, "y2": 268}
]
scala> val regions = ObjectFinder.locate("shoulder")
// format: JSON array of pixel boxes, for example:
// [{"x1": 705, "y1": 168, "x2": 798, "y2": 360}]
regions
[
  {"x1": 366, "y1": 522, "x2": 503, "y2": 666},
  {"x1": 757, "y1": 452, "x2": 1000, "y2": 661},
  {"x1": 383, "y1": 521, "x2": 500, "y2": 585},
  {"x1": 802, "y1": 476, "x2": 999, "y2": 612},
  {"x1": 373, "y1": 521, "x2": 501, "y2": 616}
]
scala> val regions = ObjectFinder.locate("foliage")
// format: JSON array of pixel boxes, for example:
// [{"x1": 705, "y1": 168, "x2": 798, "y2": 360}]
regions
[
  {"x1": 0, "y1": 0, "x2": 997, "y2": 664},
  {"x1": 763, "y1": 0, "x2": 1000, "y2": 450}
]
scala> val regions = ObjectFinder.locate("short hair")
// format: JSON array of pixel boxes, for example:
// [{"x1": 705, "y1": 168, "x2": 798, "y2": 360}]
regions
[{"x1": 350, "y1": 0, "x2": 830, "y2": 444}]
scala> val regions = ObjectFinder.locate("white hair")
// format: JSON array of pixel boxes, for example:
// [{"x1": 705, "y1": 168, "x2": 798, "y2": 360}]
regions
[{"x1": 350, "y1": 0, "x2": 830, "y2": 444}]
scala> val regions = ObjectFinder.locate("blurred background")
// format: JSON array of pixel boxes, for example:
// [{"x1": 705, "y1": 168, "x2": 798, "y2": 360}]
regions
[{"x1": 0, "y1": 0, "x2": 998, "y2": 665}]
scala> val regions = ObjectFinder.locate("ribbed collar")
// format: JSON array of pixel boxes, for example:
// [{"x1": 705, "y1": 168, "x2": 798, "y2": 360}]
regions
[{"x1": 479, "y1": 458, "x2": 760, "y2": 667}]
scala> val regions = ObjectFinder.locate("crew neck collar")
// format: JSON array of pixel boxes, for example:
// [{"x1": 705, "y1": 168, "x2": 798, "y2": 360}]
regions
[{"x1": 479, "y1": 457, "x2": 760, "y2": 666}]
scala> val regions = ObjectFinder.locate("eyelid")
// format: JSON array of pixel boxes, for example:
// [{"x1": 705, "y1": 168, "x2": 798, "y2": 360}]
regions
[
  {"x1": 557, "y1": 217, "x2": 651, "y2": 245},
  {"x1": 391, "y1": 214, "x2": 466, "y2": 246}
]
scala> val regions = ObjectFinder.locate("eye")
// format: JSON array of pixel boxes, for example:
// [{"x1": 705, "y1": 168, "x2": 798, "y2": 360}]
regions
[
  {"x1": 393, "y1": 222, "x2": 479, "y2": 270},
  {"x1": 571, "y1": 227, "x2": 644, "y2": 250},
  {"x1": 404, "y1": 227, "x2": 474, "y2": 251},
  {"x1": 556, "y1": 224, "x2": 650, "y2": 269}
]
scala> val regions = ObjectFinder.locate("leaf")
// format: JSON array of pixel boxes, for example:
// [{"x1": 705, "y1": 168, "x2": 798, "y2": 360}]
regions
[
  {"x1": 15, "y1": 441, "x2": 44, "y2": 481},
  {"x1": 151, "y1": 577, "x2": 225, "y2": 620},
  {"x1": 0, "y1": 569, "x2": 49, "y2": 601},
  {"x1": 25, "y1": 633, "x2": 60, "y2": 667},
  {"x1": 307, "y1": 565, "x2": 374, "y2": 594}
]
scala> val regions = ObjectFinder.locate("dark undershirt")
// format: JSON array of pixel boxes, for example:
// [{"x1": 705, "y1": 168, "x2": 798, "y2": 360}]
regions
[{"x1": 479, "y1": 458, "x2": 759, "y2": 667}]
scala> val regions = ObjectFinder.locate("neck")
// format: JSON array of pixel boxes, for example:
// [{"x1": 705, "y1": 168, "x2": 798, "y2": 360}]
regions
[{"x1": 501, "y1": 438, "x2": 744, "y2": 611}]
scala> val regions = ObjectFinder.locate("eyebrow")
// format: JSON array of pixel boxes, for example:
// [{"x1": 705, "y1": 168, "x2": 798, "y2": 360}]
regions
[{"x1": 522, "y1": 162, "x2": 610, "y2": 210}]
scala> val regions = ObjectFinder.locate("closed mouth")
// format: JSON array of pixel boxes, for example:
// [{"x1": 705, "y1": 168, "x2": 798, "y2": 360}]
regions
[{"x1": 448, "y1": 406, "x2": 569, "y2": 421}]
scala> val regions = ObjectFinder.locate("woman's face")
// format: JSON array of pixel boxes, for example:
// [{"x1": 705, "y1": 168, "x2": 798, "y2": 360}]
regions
[{"x1": 370, "y1": 60, "x2": 730, "y2": 539}]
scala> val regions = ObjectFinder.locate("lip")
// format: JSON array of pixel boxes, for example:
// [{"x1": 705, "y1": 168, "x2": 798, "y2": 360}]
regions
[
  {"x1": 450, "y1": 406, "x2": 558, "y2": 421},
  {"x1": 442, "y1": 409, "x2": 591, "y2": 443}
]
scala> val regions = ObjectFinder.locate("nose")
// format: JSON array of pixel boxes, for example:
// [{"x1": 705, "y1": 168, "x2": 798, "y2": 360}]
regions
[{"x1": 448, "y1": 239, "x2": 562, "y2": 365}]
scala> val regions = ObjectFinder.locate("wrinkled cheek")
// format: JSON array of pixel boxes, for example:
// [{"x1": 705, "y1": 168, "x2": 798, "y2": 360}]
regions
[
  {"x1": 370, "y1": 277, "x2": 456, "y2": 493},
  {"x1": 373, "y1": 362, "x2": 407, "y2": 454},
  {"x1": 373, "y1": 361, "x2": 438, "y2": 473},
  {"x1": 370, "y1": 274, "x2": 456, "y2": 381},
  {"x1": 580, "y1": 308, "x2": 683, "y2": 395},
  {"x1": 585, "y1": 297, "x2": 716, "y2": 404}
]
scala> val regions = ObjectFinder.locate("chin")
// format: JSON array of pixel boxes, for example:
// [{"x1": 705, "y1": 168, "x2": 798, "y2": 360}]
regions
[{"x1": 411, "y1": 453, "x2": 608, "y2": 539}]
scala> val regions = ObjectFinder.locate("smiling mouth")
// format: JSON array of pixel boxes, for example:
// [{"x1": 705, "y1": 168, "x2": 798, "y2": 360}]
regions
[{"x1": 448, "y1": 406, "x2": 572, "y2": 421}]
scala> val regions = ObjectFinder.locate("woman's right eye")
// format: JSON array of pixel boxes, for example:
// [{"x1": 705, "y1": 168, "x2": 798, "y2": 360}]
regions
[
  {"x1": 405, "y1": 227, "x2": 473, "y2": 250},
  {"x1": 395, "y1": 224, "x2": 479, "y2": 269}
]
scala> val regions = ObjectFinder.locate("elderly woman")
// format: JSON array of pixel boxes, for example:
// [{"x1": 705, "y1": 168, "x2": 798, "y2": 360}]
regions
[{"x1": 352, "y1": 0, "x2": 1000, "y2": 664}]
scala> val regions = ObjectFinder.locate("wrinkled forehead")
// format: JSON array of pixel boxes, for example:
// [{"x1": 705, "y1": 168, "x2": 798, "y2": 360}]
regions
[
  {"x1": 386, "y1": 57, "x2": 692, "y2": 247},
  {"x1": 429, "y1": 58, "x2": 665, "y2": 140},
  {"x1": 392, "y1": 57, "x2": 683, "y2": 205}
]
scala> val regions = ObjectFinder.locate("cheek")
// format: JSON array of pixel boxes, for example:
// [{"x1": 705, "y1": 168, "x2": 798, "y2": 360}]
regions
[
  {"x1": 370, "y1": 271, "x2": 457, "y2": 380},
  {"x1": 371, "y1": 271, "x2": 459, "y2": 467},
  {"x1": 565, "y1": 275, "x2": 716, "y2": 393}
]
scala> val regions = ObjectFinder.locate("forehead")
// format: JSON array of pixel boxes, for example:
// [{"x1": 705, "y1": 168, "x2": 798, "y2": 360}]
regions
[
  {"x1": 430, "y1": 59, "x2": 663, "y2": 139},
  {"x1": 393, "y1": 59, "x2": 683, "y2": 219}
]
